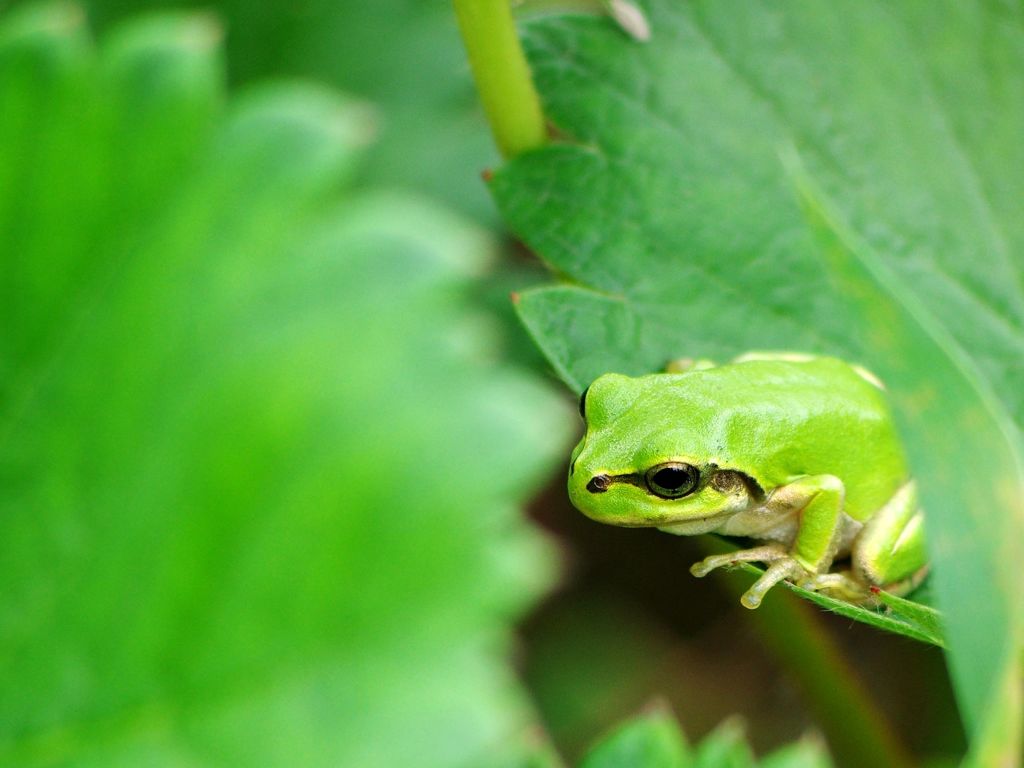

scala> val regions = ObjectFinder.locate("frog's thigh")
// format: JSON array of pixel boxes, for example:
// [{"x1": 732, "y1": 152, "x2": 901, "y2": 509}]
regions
[
  {"x1": 785, "y1": 474, "x2": 845, "y2": 573},
  {"x1": 852, "y1": 482, "x2": 927, "y2": 587}
]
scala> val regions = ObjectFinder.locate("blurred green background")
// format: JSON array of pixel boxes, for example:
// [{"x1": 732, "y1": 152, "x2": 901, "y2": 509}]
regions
[{"x1": 0, "y1": 1, "x2": 977, "y2": 766}]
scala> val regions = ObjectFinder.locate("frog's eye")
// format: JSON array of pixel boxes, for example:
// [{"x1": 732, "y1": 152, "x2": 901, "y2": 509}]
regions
[
  {"x1": 644, "y1": 462, "x2": 699, "y2": 499},
  {"x1": 578, "y1": 386, "x2": 590, "y2": 420}
]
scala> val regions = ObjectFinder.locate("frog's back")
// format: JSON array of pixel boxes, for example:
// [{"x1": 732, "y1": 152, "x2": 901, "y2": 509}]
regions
[{"x1": 637, "y1": 357, "x2": 907, "y2": 520}]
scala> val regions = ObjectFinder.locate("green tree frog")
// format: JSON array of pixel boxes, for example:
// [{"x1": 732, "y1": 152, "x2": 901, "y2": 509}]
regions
[{"x1": 568, "y1": 353, "x2": 927, "y2": 609}]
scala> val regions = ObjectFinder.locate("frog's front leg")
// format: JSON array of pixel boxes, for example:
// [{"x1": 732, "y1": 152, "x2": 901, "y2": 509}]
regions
[{"x1": 690, "y1": 475, "x2": 846, "y2": 608}]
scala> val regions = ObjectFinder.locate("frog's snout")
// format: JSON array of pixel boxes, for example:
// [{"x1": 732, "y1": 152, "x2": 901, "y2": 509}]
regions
[{"x1": 586, "y1": 475, "x2": 610, "y2": 493}]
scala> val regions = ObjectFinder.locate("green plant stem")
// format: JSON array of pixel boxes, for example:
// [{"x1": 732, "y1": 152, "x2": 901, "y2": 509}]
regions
[
  {"x1": 701, "y1": 537, "x2": 914, "y2": 768},
  {"x1": 453, "y1": 0, "x2": 547, "y2": 158}
]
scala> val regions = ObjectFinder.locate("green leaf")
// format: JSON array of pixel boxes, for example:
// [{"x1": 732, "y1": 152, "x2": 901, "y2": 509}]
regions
[
  {"x1": 725, "y1": 559, "x2": 944, "y2": 648},
  {"x1": 483, "y1": 734, "x2": 568, "y2": 768},
  {"x1": 84, "y1": 0, "x2": 503, "y2": 220},
  {"x1": 873, "y1": 587, "x2": 944, "y2": 648},
  {"x1": 786, "y1": 167, "x2": 1023, "y2": 767},
  {"x1": 691, "y1": 720, "x2": 756, "y2": 768},
  {"x1": 0, "y1": 4, "x2": 570, "y2": 766},
  {"x1": 579, "y1": 710, "x2": 836, "y2": 768},
  {"x1": 758, "y1": 736, "x2": 832, "y2": 768},
  {"x1": 489, "y1": 0, "x2": 1024, "y2": 758},
  {"x1": 731, "y1": 561, "x2": 943, "y2": 647},
  {"x1": 579, "y1": 707, "x2": 689, "y2": 768}
]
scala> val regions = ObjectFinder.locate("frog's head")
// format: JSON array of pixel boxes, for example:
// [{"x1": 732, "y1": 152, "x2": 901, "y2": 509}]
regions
[{"x1": 568, "y1": 372, "x2": 758, "y2": 532}]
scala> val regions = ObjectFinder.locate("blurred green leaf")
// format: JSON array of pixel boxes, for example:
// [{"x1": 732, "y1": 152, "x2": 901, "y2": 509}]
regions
[
  {"x1": 0, "y1": 4, "x2": 571, "y2": 766},
  {"x1": 482, "y1": 732, "x2": 568, "y2": 768},
  {"x1": 579, "y1": 707, "x2": 688, "y2": 768},
  {"x1": 690, "y1": 720, "x2": 755, "y2": 768},
  {"x1": 579, "y1": 710, "x2": 834, "y2": 768},
  {"x1": 488, "y1": 0, "x2": 1024, "y2": 757},
  {"x1": 758, "y1": 736, "x2": 833, "y2": 768},
  {"x1": 78, "y1": 0, "x2": 500, "y2": 220}
]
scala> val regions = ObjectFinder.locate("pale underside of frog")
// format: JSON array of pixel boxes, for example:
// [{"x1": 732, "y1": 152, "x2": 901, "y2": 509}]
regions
[{"x1": 568, "y1": 352, "x2": 928, "y2": 609}]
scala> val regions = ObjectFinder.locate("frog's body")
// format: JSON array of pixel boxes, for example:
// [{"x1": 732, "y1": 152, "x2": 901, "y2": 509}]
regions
[{"x1": 568, "y1": 354, "x2": 927, "y2": 608}]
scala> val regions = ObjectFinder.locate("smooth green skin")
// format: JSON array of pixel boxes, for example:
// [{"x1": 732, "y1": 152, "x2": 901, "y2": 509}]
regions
[{"x1": 568, "y1": 355, "x2": 927, "y2": 608}]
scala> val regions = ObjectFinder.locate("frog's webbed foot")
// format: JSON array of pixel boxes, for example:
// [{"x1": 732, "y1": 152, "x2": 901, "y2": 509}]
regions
[{"x1": 690, "y1": 545, "x2": 813, "y2": 609}]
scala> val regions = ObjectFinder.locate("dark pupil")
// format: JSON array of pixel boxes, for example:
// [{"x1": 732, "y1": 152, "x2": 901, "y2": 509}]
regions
[{"x1": 653, "y1": 467, "x2": 690, "y2": 491}]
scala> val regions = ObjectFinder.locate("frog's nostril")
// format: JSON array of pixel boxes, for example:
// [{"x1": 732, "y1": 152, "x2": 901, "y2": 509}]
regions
[{"x1": 587, "y1": 475, "x2": 610, "y2": 493}]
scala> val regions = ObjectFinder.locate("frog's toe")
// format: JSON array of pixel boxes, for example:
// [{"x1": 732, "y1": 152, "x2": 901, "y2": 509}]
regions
[
  {"x1": 690, "y1": 544, "x2": 788, "y2": 579},
  {"x1": 740, "y1": 559, "x2": 807, "y2": 609},
  {"x1": 689, "y1": 554, "x2": 737, "y2": 577},
  {"x1": 690, "y1": 552, "x2": 739, "y2": 578},
  {"x1": 689, "y1": 560, "x2": 713, "y2": 578}
]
